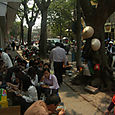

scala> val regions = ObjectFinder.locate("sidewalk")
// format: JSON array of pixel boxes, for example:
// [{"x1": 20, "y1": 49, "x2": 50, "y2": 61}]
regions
[
  {"x1": 61, "y1": 74, "x2": 113, "y2": 114},
  {"x1": 59, "y1": 83, "x2": 103, "y2": 115}
]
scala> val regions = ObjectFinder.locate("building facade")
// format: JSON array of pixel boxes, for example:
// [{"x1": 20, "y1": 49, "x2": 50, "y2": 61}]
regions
[{"x1": 105, "y1": 12, "x2": 115, "y2": 40}]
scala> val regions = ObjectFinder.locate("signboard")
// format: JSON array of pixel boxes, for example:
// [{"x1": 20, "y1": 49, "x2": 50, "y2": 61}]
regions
[
  {"x1": 105, "y1": 23, "x2": 111, "y2": 32},
  {"x1": 0, "y1": 2, "x2": 7, "y2": 16}
]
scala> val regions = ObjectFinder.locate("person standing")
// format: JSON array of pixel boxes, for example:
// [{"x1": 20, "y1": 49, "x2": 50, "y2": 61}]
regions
[
  {"x1": 107, "y1": 41, "x2": 115, "y2": 67},
  {"x1": 16, "y1": 41, "x2": 20, "y2": 50},
  {"x1": 104, "y1": 94, "x2": 115, "y2": 115},
  {"x1": 0, "y1": 48, "x2": 13, "y2": 68},
  {"x1": 11, "y1": 40, "x2": 16, "y2": 51},
  {"x1": 4, "y1": 48, "x2": 14, "y2": 65},
  {"x1": 0, "y1": 48, "x2": 13, "y2": 84},
  {"x1": 49, "y1": 42, "x2": 66, "y2": 86}
]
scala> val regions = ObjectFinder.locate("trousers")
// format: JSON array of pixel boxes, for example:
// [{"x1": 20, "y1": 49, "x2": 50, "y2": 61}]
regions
[{"x1": 54, "y1": 62, "x2": 63, "y2": 86}]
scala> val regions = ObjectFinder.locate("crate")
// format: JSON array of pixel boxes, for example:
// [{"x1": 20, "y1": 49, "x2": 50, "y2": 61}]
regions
[
  {"x1": 0, "y1": 100, "x2": 8, "y2": 108},
  {"x1": 0, "y1": 106, "x2": 20, "y2": 115}
]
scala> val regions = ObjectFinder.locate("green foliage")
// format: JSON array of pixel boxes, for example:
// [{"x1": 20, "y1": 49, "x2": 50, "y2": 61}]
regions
[
  {"x1": 9, "y1": 21, "x2": 21, "y2": 38},
  {"x1": 48, "y1": 0, "x2": 75, "y2": 38}
]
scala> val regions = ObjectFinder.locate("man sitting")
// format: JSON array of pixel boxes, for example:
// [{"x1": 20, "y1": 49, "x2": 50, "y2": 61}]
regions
[{"x1": 24, "y1": 94, "x2": 65, "y2": 115}]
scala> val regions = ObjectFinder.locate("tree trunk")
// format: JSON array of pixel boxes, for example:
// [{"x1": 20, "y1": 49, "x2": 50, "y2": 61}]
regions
[
  {"x1": 79, "y1": 0, "x2": 115, "y2": 90},
  {"x1": 75, "y1": 0, "x2": 82, "y2": 69},
  {"x1": 27, "y1": 26, "x2": 32, "y2": 48},
  {"x1": 59, "y1": 17, "x2": 62, "y2": 39},
  {"x1": 39, "y1": 10, "x2": 47, "y2": 58},
  {"x1": 86, "y1": 19, "x2": 113, "y2": 90},
  {"x1": 20, "y1": 17, "x2": 24, "y2": 45}
]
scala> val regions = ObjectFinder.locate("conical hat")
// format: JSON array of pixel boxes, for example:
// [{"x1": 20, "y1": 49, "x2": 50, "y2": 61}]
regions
[
  {"x1": 91, "y1": 38, "x2": 101, "y2": 51},
  {"x1": 82, "y1": 26, "x2": 94, "y2": 39}
]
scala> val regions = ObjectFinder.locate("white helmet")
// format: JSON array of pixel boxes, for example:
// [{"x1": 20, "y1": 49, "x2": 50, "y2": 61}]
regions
[
  {"x1": 82, "y1": 26, "x2": 94, "y2": 39},
  {"x1": 91, "y1": 38, "x2": 101, "y2": 51},
  {"x1": 109, "y1": 41, "x2": 113, "y2": 44}
]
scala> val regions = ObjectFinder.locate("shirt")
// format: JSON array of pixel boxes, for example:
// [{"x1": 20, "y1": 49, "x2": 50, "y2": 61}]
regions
[
  {"x1": 49, "y1": 46, "x2": 66, "y2": 64},
  {"x1": 31, "y1": 74, "x2": 38, "y2": 86},
  {"x1": 1, "y1": 52, "x2": 13, "y2": 68},
  {"x1": 22, "y1": 85, "x2": 38, "y2": 103},
  {"x1": 24, "y1": 100, "x2": 49, "y2": 115},
  {"x1": 43, "y1": 74, "x2": 59, "y2": 89}
]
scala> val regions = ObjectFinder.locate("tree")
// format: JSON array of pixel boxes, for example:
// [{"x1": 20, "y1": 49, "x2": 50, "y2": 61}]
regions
[
  {"x1": 22, "y1": 0, "x2": 39, "y2": 47},
  {"x1": 17, "y1": 5, "x2": 25, "y2": 45},
  {"x1": 48, "y1": 0, "x2": 74, "y2": 39},
  {"x1": 35, "y1": 0, "x2": 51, "y2": 58},
  {"x1": 79, "y1": 0, "x2": 115, "y2": 90},
  {"x1": 74, "y1": 0, "x2": 82, "y2": 69},
  {"x1": 10, "y1": 21, "x2": 20, "y2": 39}
]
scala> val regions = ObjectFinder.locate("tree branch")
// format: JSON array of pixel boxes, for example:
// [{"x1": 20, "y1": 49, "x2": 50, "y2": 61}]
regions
[
  {"x1": 35, "y1": 0, "x2": 51, "y2": 12},
  {"x1": 35, "y1": 0, "x2": 42, "y2": 10},
  {"x1": 46, "y1": 0, "x2": 51, "y2": 9},
  {"x1": 79, "y1": 0, "x2": 94, "y2": 18},
  {"x1": 23, "y1": 0, "x2": 29, "y2": 25},
  {"x1": 33, "y1": 10, "x2": 39, "y2": 23},
  {"x1": 104, "y1": 0, "x2": 115, "y2": 16},
  {"x1": 96, "y1": 0, "x2": 115, "y2": 23},
  {"x1": 31, "y1": 1, "x2": 36, "y2": 22}
]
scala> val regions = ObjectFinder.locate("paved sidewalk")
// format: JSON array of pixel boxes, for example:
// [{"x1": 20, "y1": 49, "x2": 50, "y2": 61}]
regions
[
  {"x1": 62, "y1": 75, "x2": 114, "y2": 114},
  {"x1": 59, "y1": 83, "x2": 103, "y2": 115}
]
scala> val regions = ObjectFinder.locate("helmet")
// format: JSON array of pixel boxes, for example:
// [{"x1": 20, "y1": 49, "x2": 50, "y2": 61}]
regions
[
  {"x1": 109, "y1": 41, "x2": 113, "y2": 44},
  {"x1": 91, "y1": 38, "x2": 101, "y2": 51},
  {"x1": 82, "y1": 26, "x2": 94, "y2": 39}
]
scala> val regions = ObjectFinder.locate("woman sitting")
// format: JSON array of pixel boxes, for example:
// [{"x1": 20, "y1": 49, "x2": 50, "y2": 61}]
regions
[{"x1": 38, "y1": 68, "x2": 59, "y2": 99}]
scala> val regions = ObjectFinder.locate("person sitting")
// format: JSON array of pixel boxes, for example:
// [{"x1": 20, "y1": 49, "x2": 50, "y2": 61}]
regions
[
  {"x1": 7, "y1": 67, "x2": 38, "y2": 115},
  {"x1": 4, "y1": 48, "x2": 14, "y2": 65},
  {"x1": 63, "y1": 56, "x2": 72, "y2": 75},
  {"x1": 36, "y1": 60, "x2": 44, "y2": 82},
  {"x1": 24, "y1": 94, "x2": 65, "y2": 115},
  {"x1": 27, "y1": 67, "x2": 38, "y2": 87},
  {"x1": 0, "y1": 59, "x2": 7, "y2": 88},
  {"x1": 43, "y1": 63, "x2": 51, "y2": 69},
  {"x1": 38, "y1": 60, "x2": 44, "y2": 69},
  {"x1": 38, "y1": 68, "x2": 59, "y2": 99},
  {"x1": 0, "y1": 48, "x2": 13, "y2": 68}
]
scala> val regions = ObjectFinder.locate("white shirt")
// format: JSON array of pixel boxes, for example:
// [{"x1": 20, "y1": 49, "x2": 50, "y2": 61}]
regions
[
  {"x1": 43, "y1": 74, "x2": 59, "y2": 89},
  {"x1": 49, "y1": 46, "x2": 66, "y2": 64},
  {"x1": 16, "y1": 42, "x2": 19, "y2": 46},
  {"x1": 31, "y1": 74, "x2": 38, "y2": 86},
  {"x1": 1, "y1": 52, "x2": 13, "y2": 68},
  {"x1": 22, "y1": 85, "x2": 38, "y2": 103}
]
